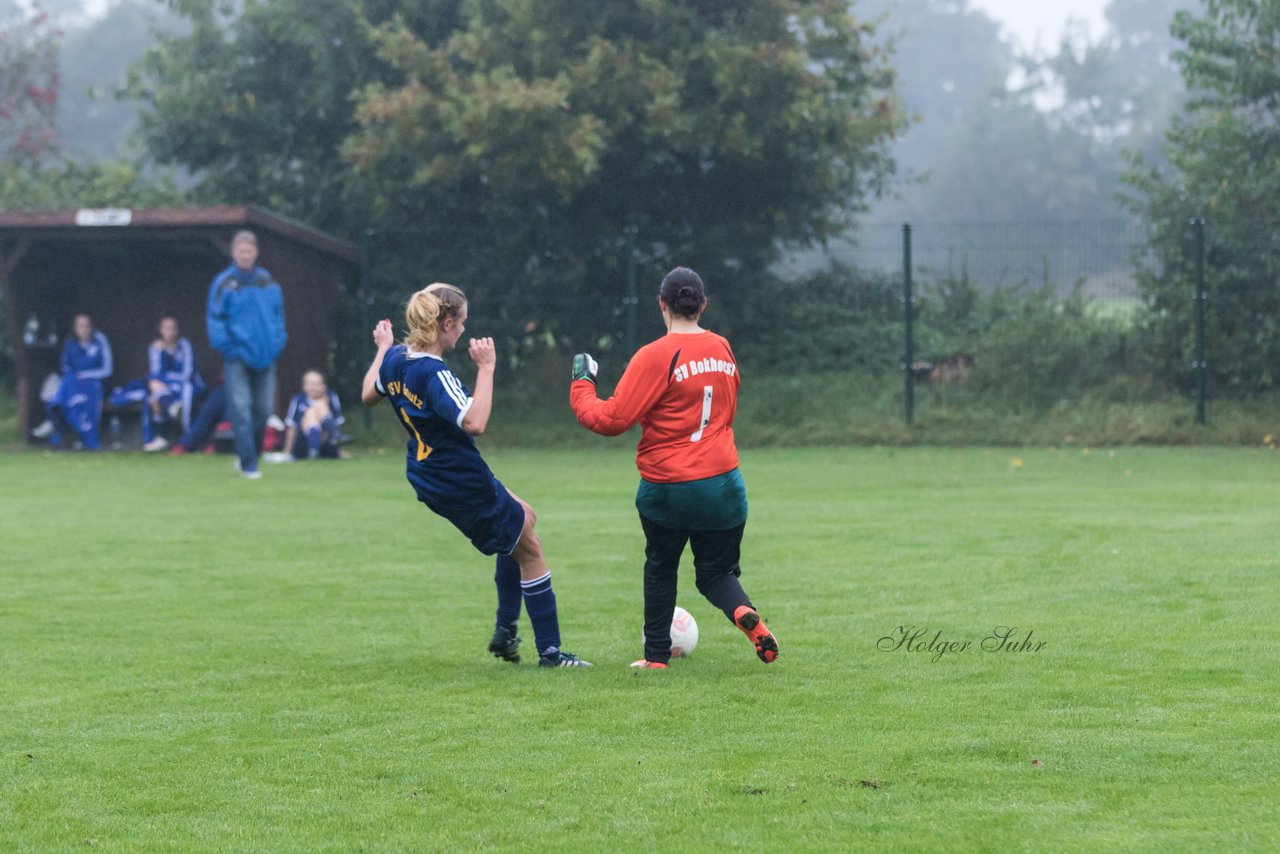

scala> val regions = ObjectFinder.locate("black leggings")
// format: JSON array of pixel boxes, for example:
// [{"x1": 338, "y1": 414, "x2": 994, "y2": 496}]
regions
[{"x1": 639, "y1": 515, "x2": 753, "y2": 663}]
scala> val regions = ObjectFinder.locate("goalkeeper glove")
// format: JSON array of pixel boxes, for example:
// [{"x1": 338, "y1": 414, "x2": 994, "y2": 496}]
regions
[{"x1": 571, "y1": 353, "x2": 598, "y2": 384}]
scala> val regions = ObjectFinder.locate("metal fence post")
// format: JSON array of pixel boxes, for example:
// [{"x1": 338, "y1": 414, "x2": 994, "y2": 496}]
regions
[
  {"x1": 1192, "y1": 217, "x2": 1206, "y2": 425},
  {"x1": 624, "y1": 224, "x2": 638, "y2": 357},
  {"x1": 903, "y1": 223, "x2": 914, "y2": 426},
  {"x1": 360, "y1": 227, "x2": 375, "y2": 429}
]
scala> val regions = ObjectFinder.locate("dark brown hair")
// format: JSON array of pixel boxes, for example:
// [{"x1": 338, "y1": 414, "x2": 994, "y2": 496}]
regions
[{"x1": 659, "y1": 267, "x2": 706, "y2": 318}]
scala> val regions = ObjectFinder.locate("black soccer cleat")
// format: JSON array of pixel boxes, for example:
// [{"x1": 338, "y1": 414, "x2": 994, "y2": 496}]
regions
[{"x1": 488, "y1": 623, "x2": 522, "y2": 663}]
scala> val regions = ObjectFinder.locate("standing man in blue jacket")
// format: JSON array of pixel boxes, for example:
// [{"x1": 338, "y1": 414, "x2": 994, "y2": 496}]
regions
[{"x1": 207, "y1": 230, "x2": 287, "y2": 479}]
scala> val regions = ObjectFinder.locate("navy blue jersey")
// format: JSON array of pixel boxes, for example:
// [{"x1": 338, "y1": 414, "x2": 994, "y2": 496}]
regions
[
  {"x1": 284, "y1": 390, "x2": 344, "y2": 428},
  {"x1": 376, "y1": 345, "x2": 496, "y2": 508}
]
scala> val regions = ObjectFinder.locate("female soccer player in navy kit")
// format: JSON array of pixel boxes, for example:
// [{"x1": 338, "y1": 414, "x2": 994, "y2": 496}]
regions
[
  {"x1": 570, "y1": 267, "x2": 777, "y2": 669},
  {"x1": 362, "y1": 283, "x2": 591, "y2": 668}
]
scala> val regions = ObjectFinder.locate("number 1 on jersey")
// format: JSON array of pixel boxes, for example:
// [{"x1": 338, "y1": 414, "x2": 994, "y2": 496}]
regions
[{"x1": 690, "y1": 385, "x2": 713, "y2": 442}]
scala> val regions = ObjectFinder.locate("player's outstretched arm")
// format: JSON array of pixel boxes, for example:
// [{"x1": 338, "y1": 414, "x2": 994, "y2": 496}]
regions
[
  {"x1": 361, "y1": 319, "x2": 395, "y2": 406},
  {"x1": 461, "y1": 337, "x2": 496, "y2": 435},
  {"x1": 570, "y1": 350, "x2": 666, "y2": 436}
]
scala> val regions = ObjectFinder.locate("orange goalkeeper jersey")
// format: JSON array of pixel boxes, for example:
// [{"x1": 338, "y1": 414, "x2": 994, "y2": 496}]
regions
[{"x1": 571, "y1": 330, "x2": 740, "y2": 483}]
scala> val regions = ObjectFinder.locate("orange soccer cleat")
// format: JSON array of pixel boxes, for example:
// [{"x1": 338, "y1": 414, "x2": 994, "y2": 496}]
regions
[{"x1": 733, "y1": 605, "x2": 779, "y2": 663}]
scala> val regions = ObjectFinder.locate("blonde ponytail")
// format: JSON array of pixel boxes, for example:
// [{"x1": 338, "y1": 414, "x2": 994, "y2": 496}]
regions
[{"x1": 404, "y1": 282, "x2": 467, "y2": 351}]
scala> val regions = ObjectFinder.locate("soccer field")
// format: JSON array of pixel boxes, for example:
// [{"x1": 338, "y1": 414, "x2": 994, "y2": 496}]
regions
[{"x1": 2, "y1": 447, "x2": 1277, "y2": 851}]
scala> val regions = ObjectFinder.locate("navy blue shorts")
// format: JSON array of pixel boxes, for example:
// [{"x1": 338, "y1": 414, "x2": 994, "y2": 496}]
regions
[{"x1": 418, "y1": 476, "x2": 527, "y2": 556}]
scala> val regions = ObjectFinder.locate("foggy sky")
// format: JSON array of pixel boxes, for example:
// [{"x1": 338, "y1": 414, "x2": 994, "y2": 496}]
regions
[{"x1": 967, "y1": 0, "x2": 1110, "y2": 50}]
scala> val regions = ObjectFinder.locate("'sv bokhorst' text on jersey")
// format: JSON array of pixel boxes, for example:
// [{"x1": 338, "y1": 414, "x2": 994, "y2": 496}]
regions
[{"x1": 570, "y1": 331, "x2": 740, "y2": 483}]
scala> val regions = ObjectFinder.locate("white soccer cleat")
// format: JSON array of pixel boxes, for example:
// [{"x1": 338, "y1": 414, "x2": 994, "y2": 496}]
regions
[
  {"x1": 143, "y1": 437, "x2": 169, "y2": 452},
  {"x1": 234, "y1": 459, "x2": 263, "y2": 478}
]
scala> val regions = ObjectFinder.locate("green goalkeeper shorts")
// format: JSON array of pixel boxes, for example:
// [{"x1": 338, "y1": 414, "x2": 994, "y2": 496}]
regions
[{"x1": 635, "y1": 468, "x2": 748, "y2": 531}]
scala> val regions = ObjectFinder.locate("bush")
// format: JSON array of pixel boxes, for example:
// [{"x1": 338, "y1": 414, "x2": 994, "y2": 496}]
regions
[
  {"x1": 960, "y1": 284, "x2": 1133, "y2": 411},
  {"x1": 734, "y1": 263, "x2": 902, "y2": 373},
  {"x1": 739, "y1": 265, "x2": 1142, "y2": 413}
]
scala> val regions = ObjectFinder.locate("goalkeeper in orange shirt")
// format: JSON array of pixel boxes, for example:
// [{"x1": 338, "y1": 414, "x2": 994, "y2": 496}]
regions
[{"x1": 570, "y1": 267, "x2": 778, "y2": 669}]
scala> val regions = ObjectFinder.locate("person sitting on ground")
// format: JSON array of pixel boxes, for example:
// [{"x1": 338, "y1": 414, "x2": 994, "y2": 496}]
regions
[{"x1": 283, "y1": 370, "x2": 346, "y2": 459}]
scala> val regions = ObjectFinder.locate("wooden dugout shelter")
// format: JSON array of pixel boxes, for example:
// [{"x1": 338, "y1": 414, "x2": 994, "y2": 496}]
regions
[{"x1": 0, "y1": 206, "x2": 360, "y2": 443}]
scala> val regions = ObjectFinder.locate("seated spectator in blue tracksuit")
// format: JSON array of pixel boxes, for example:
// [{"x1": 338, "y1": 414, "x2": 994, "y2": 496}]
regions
[
  {"x1": 47, "y1": 314, "x2": 112, "y2": 450},
  {"x1": 283, "y1": 370, "x2": 345, "y2": 459},
  {"x1": 142, "y1": 317, "x2": 205, "y2": 451},
  {"x1": 207, "y1": 230, "x2": 287, "y2": 479}
]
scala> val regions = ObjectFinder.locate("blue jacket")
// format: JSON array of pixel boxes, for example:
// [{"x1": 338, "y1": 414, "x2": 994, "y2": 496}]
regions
[
  {"x1": 61, "y1": 332, "x2": 113, "y2": 382},
  {"x1": 206, "y1": 264, "x2": 287, "y2": 371}
]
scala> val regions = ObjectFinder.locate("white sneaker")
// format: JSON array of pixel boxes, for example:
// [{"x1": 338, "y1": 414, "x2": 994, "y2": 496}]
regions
[
  {"x1": 143, "y1": 437, "x2": 169, "y2": 452},
  {"x1": 241, "y1": 468, "x2": 263, "y2": 480},
  {"x1": 30, "y1": 419, "x2": 54, "y2": 439},
  {"x1": 168, "y1": 401, "x2": 183, "y2": 420}
]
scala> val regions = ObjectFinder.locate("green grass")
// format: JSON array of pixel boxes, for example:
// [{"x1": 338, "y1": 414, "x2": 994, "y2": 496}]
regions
[{"x1": 2, "y1": 447, "x2": 1278, "y2": 851}]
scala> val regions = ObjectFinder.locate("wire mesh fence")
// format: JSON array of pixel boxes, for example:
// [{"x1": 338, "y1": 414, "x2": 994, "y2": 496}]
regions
[
  {"x1": 772, "y1": 218, "x2": 1240, "y2": 424},
  {"x1": 312, "y1": 214, "x2": 1280, "y2": 438},
  {"x1": 792, "y1": 219, "x2": 1148, "y2": 303}
]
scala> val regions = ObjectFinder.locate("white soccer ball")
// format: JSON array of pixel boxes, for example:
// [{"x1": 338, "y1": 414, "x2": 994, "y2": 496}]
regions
[
  {"x1": 640, "y1": 606, "x2": 700, "y2": 657},
  {"x1": 669, "y1": 606, "x2": 699, "y2": 657}
]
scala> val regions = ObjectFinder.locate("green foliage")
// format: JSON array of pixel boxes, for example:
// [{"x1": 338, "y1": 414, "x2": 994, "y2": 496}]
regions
[
  {"x1": 0, "y1": 157, "x2": 185, "y2": 210},
  {"x1": 126, "y1": 0, "x2": 484, "y2": 396},
  {"x1": 350, "y1": 0, "x2": 902, "y2": 244},
  {"x1": 1124, "y1": 0, "x2": 1280, "y2": 394},
  {"x1": 128, "y1": 0, "x2": 905, "y2": 387},
  {"x1": 127, "y1": 0, "x2": 422, "y2": 224},
  {"x1": 915, "y1": 278, "x2": 1135, "y2": 411},
  {"x1": 732, "y1": 262, "x2": 1136, "y2": 413},
  {"x1": 734, "y1": 263, "x2": 902, "y2": 373}
]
